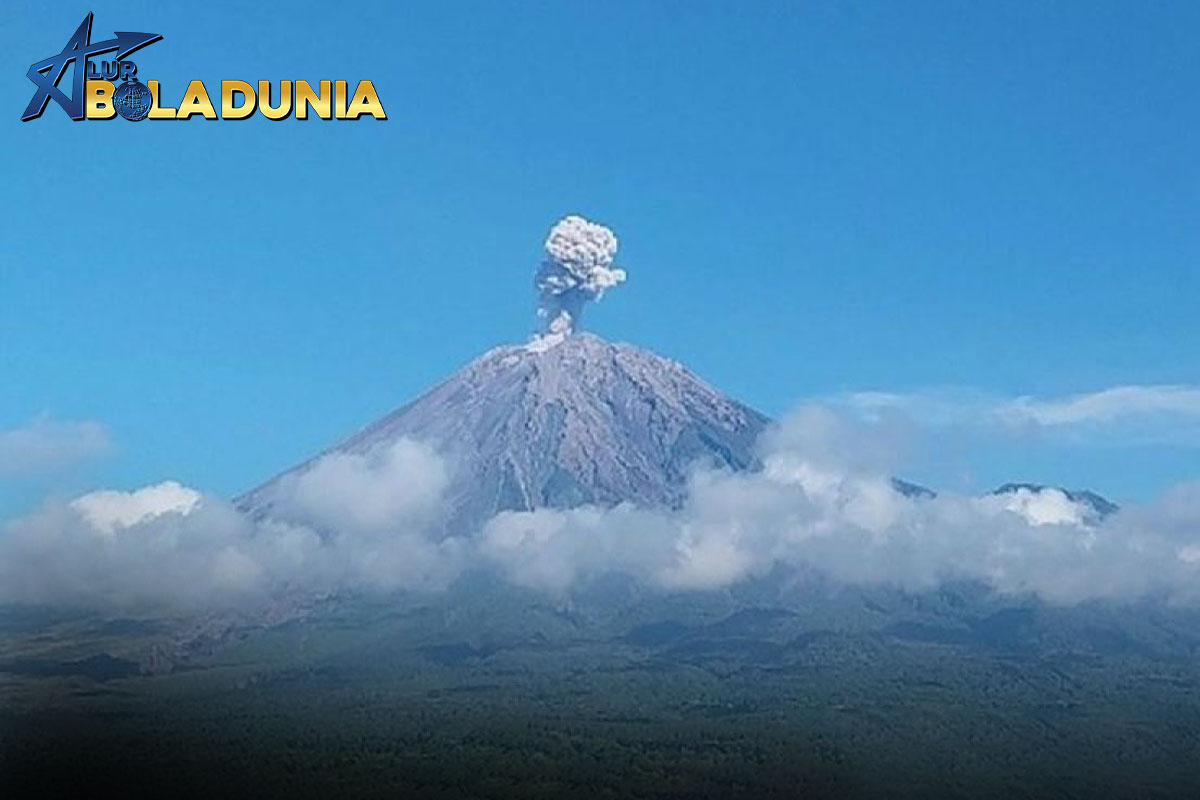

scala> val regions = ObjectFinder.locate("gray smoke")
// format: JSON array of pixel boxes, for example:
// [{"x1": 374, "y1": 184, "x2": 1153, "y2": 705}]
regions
[{"x1": 534, "y1": 215, "x2": 626, "y2": 342}]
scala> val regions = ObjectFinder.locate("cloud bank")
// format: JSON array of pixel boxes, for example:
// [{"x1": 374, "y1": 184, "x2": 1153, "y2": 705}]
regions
[
  {"x1": 2, "y1": 407, "x2": 1199, "y2": 614},
  {"x1": 0, "y1": 440, "x2": 462, "y2": 612},
  {"x1": 480, "y1": 409, "x2": 1200, "y2": 603}
]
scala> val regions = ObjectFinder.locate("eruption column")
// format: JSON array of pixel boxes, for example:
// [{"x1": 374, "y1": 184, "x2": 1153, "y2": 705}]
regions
[{"x1": 533, "y1": 215, "x2": 626, "y2": 345}]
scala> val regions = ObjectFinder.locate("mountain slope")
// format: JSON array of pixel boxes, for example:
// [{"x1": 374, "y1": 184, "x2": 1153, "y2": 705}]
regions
[{"x1": 239, "y1": 333, "x2": 770, "y2": 533}]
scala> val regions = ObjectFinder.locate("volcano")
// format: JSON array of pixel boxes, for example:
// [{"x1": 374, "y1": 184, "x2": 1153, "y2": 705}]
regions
[{"x1": 238, "y1": 333, "x2": 770, "y2": 533}]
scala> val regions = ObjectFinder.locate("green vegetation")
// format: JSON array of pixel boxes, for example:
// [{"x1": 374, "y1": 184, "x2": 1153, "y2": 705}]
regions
[{"x1": 3, "y1": 587, "x2": 1200, "y2": 798}]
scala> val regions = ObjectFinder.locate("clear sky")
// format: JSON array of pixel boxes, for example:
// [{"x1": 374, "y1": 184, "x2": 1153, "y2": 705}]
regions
[{"x1": 1, "y1": 1, "x2": 1196, "y2": 515}]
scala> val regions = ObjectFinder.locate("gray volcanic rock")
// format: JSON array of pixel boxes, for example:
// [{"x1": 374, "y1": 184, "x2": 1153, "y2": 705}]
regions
[{"x1": 239, "y1": 333, "x2": 770, "y2": 534}]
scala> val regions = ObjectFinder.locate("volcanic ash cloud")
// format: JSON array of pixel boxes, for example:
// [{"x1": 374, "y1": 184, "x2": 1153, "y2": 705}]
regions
[{"x1": 534, "y1": 214, "x2": 626, "y2": 343}]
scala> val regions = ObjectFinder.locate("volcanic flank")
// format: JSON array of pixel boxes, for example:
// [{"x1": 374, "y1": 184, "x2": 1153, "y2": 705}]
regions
[{"x1": 239, "y1": 216, "x2": 769, "y2": 533}]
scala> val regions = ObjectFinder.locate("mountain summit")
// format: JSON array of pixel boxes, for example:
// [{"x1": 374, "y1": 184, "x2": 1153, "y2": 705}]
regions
[{"x1": 239, "y1": 333, "x2": 769, "y2": 533}]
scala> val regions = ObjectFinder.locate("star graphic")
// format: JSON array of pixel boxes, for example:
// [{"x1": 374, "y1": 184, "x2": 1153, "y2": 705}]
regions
[{"x1": 22, "y1": 13, "x2": 162, "y2": 121}]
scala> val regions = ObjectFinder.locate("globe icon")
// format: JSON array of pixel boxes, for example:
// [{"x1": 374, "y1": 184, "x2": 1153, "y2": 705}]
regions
[{"x1": 113, "y1": 80, "x2": 153, "y2": 121}]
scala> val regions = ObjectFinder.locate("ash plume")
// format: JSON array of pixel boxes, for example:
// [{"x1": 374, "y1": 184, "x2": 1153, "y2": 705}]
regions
[{"x1": 534, "y1": 214, "x2": 626, "y2": 342}]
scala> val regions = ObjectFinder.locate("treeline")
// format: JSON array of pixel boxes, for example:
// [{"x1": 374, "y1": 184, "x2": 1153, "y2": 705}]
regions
[{"x1": 1, "y1": 708, "x2": 857, "y2": 799}]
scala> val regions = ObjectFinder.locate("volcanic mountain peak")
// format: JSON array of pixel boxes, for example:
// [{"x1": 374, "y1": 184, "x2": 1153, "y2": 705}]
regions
[{"x1": 240, "y1": 333, "x2": 770, "y2": 533}]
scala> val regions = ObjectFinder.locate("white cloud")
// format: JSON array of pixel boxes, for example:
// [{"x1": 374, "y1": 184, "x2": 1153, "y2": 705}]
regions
[
  {"x1": 479, "y1": 504, "x2": 678, "y2": 593},
  {"x1": 977, "y1": 486, "x2": 1086, "y2": 527},
  {"x1": 3, "y1": 412, "x2": 1200, "y2": 613},
  {"x1": 268, "y1": 439, "x2": 448, "y2": 535},
  {"x1": 841, "y1": 384, "x2": 1200, "y2": 446},
  {"x1": 70, "y1": 481, "x2": 201, "y2": 535},
  {"x1": 0, "y1": 439, "x2": 461, "y2": 612},
  {"x1": 0, "y1": 496, "x2": 270, "y2": 611},
  {"x1": 480, "y1": 409, "x2": 1200, "y2": 605},
  {"x1": 999, "y1": 385, "x2": 1200, "y2": 426},
  {"x1": 0, "y1": 416, "x2": 112, "y2": 476}
]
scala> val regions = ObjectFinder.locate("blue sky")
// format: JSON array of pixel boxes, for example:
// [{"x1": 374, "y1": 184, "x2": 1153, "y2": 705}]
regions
[{"x1": 1, "y1": 0, "x2": 1197, "y2": 515}]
